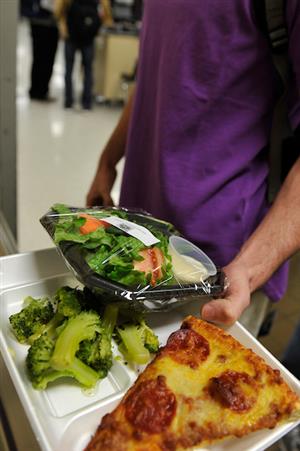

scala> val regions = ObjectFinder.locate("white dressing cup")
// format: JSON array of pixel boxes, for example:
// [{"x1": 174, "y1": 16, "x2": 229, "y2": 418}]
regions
[{"x1": 168, "y1": 235, "x2": 217, "y2": 283}]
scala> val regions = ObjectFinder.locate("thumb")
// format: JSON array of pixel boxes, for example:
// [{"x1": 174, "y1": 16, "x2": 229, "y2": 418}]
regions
[
  {"x1": 201, "y1": 263, "x2": 251, "y2": 325},
  {"x1": 201, "y1": 296, "x2": 248, "y2": 326}
]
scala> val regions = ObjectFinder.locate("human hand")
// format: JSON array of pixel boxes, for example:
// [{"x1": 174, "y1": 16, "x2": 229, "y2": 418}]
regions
[
  {"x1": 86, "y1": 164, "x2": 117, "y2": 207},
  {"x1": 201, "y1": 260, "x2": 251, "y2": 326}
]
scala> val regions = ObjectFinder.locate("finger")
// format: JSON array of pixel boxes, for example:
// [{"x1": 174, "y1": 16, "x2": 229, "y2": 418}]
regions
[
  {"x1": 86, "y1": 192, "x2": 103, "y2": 207},
  {"x1": 102, "y1": 194, "x2": 115, "y2": 207},
  {"x1": 201, "y1": 295, "x2": 249, "y2": 326}
]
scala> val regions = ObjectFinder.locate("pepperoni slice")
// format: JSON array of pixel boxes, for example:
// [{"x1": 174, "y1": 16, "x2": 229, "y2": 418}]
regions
[
  {"x1": 164, "y1": 329, "x2": 210, "y2": 369},
  {"x1": 125, "y1": 376, "x2": 176, "y2": 434},
  {"x1": 208, "y1": 370, "x2": 257, "y2": 412}
]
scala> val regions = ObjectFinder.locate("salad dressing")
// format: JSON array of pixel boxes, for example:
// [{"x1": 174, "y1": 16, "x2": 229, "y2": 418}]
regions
[{"x1": 168, "y1": 246, "x2": 209, "y2": 283}]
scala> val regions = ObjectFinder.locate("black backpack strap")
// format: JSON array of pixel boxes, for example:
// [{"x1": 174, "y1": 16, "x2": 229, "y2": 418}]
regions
[
  {"x1": 254, "y1": 0, "x2": 291, "y2": 202},
  {"x1": 265, "y1": 0, "x2": 288, "y2": 51}
]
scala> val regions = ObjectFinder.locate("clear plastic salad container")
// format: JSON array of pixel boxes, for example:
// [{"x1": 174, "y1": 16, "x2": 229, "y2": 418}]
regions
[{"x1": 40, "y1": 204, "x2": 226, "y2": 312}]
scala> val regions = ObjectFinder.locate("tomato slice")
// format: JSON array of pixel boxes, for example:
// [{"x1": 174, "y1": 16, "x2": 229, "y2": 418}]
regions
[
  {"x1": 151, "y1": 247, "x2": 164, "y2": 284},
  {"x1": 133, "y1": 247, "x2": 164, "y2": 286}
]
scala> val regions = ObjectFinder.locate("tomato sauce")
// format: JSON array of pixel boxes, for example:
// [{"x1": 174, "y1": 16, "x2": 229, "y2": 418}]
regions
[{"x1": 125, "y1": 376, "x2": 177, "y2": 434}]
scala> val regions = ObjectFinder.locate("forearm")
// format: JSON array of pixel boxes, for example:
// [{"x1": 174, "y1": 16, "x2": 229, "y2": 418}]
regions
[
  {"x1": 98, "y1": 91, "x2": 135, "y2": 170},
  {"x1": 234, "y1": 157, "x2": 300, "y2": 292},
  {"x1": 101, "y1": 0, "x2": 114, "y2": 26},
  {"x1": 54, "y1": 0, "x2": 67, "y2": 20}
]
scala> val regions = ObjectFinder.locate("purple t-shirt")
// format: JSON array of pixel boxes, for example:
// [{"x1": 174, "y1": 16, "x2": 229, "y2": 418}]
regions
[{"x1": 120, "y1": 0, "x2": 300, "y2": 301}]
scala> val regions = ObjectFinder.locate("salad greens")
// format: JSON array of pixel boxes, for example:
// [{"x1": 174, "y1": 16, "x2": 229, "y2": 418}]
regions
[{"x1": 51, "y1": 204, "x2": 174, "y2": 287}]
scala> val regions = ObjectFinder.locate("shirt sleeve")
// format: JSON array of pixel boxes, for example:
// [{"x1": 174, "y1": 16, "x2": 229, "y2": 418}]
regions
[{"x1": 287, "y1": 0, "x2": 300, "y2": 135}]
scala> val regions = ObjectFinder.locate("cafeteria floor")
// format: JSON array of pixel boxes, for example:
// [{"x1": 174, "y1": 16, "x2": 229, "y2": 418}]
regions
[{"x1": 17, "y1": 21, "x2": 299, "y2": 451}]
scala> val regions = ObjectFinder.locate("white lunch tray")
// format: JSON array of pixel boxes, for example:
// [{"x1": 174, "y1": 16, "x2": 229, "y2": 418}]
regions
[{"x1": 0, "y1": 248, "x2": 299, "y2": 451}]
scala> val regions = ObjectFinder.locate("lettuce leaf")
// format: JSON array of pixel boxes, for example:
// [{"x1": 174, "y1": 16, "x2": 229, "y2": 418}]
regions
[{"x1": 51, "y1": 204, "x2": 174, "y2": 287}]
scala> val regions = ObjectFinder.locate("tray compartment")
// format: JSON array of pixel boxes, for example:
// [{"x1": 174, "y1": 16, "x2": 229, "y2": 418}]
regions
[
  {"x1": 43, "y1": 360, "x2": 132, "y2": 418},
  {"x1": 58, "y1": 398, "x2": 123, "y2": 451},
  {"x1": 1, "y1": 267, "x2": 300, "y2": 451}
]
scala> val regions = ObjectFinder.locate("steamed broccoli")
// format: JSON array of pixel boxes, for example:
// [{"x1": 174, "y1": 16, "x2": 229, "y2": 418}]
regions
[
  {"x1": 114, "y1": 316, "x2": 159, "y2": 364},
  {"x1": 50, "y1": 310, "x2": 110, "y2": 388},
  {"x1": 27, "y1": 310, "x2": 105, "y2": 389},
  {"x1": 9, "y1": 297, "x2": 54, "y2": 344},
  {"x1": 51, "y1": 311, "x2": 101, "y2": 368},
  {"x1": 26, "y1": 333, "x2": 99, "y2": 389},
  {"x1": 140, "y1": 318, "x2": 161, "y2": 354},
  {"x1": 76, "y1": 332, "x2": 112, "y2": 378},
  {"x1": 9, "y1": 287, "x2": 84, "y2": 345},
  {"x1": 37, "y1": 286, "x2": 84, "y2": 339},
  {"x1": 54, "y1": 286, "x2": 83, "y2": 317},
  {"x1": 13, "y1": 285, "x2": 160, "y2": 390},
  {"x1": 26, "y1": 334, "x2": 70, "y2": 390},
  {"x1": 76, "y1": 304, "x2": 118, "y2": 377},
  {"x1": 45, "y1": 286, "x2": 82, "y2": 327}
]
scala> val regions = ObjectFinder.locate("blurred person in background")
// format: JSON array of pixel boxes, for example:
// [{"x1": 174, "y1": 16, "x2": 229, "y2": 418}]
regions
[
  {"x1": 54, "y1": 0, "x2": 101, "y2": 110},
  {"x1": 87, "y1": 1, "x2": 300, "y2": 337},
  {"x1": 109, "y1": 0, "x2": 143, "y2": 23},
  {"x1": 100, "y1": 0, "x2": 143, "y2": 26},
  {"x1": 21, "y1": 0, "x2": 59, "y2": 101}
]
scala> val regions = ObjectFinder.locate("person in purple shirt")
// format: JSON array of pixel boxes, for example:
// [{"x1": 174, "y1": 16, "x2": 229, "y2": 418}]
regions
[{"x1": 87, "y1": 0, "x2": 300, "y2": 335}]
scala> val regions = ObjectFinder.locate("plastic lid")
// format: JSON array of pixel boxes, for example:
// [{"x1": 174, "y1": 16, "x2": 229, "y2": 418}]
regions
[{"x1": 168, "y1": 235, "x2": 217, "y2": 283}]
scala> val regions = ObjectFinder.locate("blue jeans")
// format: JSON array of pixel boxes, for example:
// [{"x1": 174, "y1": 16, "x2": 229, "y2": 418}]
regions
[{"x1": 64, "y1": 40, "x2": 94, "y2": 108}]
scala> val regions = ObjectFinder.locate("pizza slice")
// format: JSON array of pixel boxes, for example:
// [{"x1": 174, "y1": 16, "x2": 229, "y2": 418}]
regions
[{"x1": 85, "y1": 316, "x2": 300, "y2": 450}]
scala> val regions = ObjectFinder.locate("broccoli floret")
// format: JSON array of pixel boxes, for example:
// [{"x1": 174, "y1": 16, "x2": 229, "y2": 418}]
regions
[
  {"x1": 49, "y1": 311, "x2": 103, "y2": 388},
  {"x1": 9, "y1": 287, "x2": 84, "y2": 345},
  {"x1": 116, "y1": 324, "x2": 150, "y2": 364},
  {"x1": 51, "y1": 311, "x2": 101, "y2": 370},
  {"x1": 102, "y1": 304, "x2": 119, "y2": 338},
  {"x1": 26, "y1": 334, "x2": 70, "y2": 390},
  {"x1": 114, "y1": 316, "x2": 159, "y2": 365},
  {"x1": 27, "y1": 314, "x2": 101, "y2": 390},
  {"x1": 30, "y1": 286, "x2": 83, "y2": 341},
  {"x1": 139, "y1": 318, "x2": 160, "y2": 354},
  {"x1": 27, "y1": 333, "x2": 99, "y2": 389},
  {"x1": 76, "y1": 331, "x2": 112, "y2": 377},
  {"x1": 76, "y1": 305, "x2": 118, "y2": 377},
  {"x1": 54, "y1": 286, "x2": 83, "y2": 317},
  {"x1": 9, "y1": 297, "x2": 54, "y2": 344}
]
